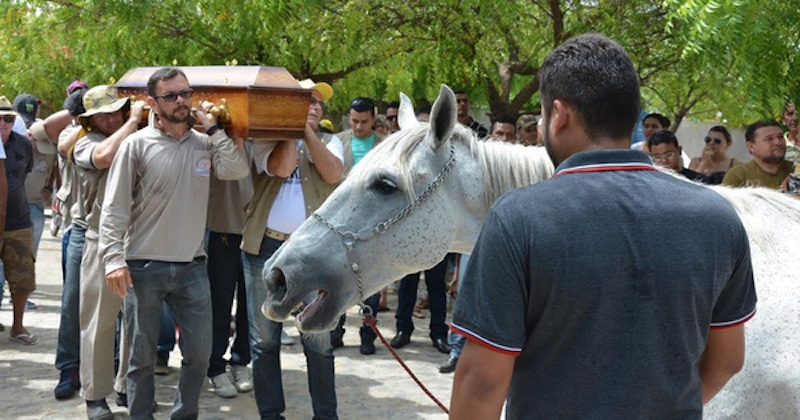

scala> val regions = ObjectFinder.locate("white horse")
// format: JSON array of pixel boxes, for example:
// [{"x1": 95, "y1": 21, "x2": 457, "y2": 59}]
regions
[{"x1": 263, "y1": 86, "x2": 799, "y2": 418}]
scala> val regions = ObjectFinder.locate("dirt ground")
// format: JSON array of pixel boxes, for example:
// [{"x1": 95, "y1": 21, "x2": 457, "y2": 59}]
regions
[{"x1": 0, "y1": 224, "x2": 456, "y2": 419}]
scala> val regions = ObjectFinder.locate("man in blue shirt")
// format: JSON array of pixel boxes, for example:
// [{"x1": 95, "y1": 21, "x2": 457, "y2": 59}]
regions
[{"x1": 450, "y1": 33, "x2": 756, "y2": 419}]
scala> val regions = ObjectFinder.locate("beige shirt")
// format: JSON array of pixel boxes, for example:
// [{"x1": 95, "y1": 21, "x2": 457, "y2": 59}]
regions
[
  {"x1": 73, "y1": 131, "x2": 110, "y2": 236},
  {"x1": 100, "y1": 126, "x2": 249, "y2": 275}
]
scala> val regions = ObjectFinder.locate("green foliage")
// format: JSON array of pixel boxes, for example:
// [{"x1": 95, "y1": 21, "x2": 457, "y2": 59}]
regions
[{"x1": 1, "y1": 0, "x2": 799, "y2": 127}]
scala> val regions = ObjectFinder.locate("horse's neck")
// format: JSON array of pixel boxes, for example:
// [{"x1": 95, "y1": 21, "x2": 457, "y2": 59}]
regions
[{"x1": 474, "y1": 141, "x2": 555, "y2": 208}]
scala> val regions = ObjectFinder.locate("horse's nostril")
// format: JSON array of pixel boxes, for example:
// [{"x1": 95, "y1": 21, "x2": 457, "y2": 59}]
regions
[{"x1": 265, "y1": 268, "x2": 287, "y2": 301}]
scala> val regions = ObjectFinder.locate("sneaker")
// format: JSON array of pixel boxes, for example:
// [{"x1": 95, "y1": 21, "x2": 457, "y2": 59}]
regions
[
  {"x1": 280, "y1": 329, "x2": 295, "y2": 345},
  {"x1": 230, "y1": 364, "x2": 253, "y2": 393},
  {"x1": 210, "y1": 372, "x2": 238, "y2": 398},
  {"x1": 54, "y1": 368, "x2": 81, "y2": 400},
  {"x1": 154, "y1": 351, "x2": 170, "y2": 376},
  {"x1": 86, "y1": 399, "x2": 113, "y2": 420}
]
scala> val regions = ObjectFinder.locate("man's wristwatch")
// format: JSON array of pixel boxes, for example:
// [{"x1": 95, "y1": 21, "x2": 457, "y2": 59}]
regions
[{"x1": 206, "y1": 125, "x2": 221, "y2": 136}]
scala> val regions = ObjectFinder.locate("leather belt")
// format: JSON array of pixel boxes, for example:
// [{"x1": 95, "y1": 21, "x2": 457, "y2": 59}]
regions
[{"x1": 265, "y1": 228, "x2": 290, "y2": 242}]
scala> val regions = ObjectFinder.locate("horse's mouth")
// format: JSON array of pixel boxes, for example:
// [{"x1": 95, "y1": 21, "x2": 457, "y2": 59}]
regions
[{"x1": 261, "y1": 267, "x2": 343, "y2": 332}]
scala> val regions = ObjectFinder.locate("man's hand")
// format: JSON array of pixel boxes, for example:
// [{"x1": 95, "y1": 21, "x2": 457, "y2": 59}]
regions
[
  {"x1": 194, "y1": 101, "x2": 217, "y2": 130},
  {"x1": 106, "y1": 267, "x2": 133, "y2": 298},
  {"x1": 129, "y1": 100, "x2": 146, "y2": 124}
]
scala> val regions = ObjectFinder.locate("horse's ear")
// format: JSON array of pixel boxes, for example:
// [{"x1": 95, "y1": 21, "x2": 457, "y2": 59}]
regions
[
  {"x1": 398, "y1": 93, "x2": 418, "y2": 131},
  {"x1": 428, "y1": 85, "x2": 457, "y2": 150}
]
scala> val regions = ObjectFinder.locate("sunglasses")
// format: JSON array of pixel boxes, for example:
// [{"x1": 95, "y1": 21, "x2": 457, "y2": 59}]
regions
[
  {"x1": 309, "y1": 96, "x2": 325, "y2": 107},
  {"x1": 154, "y1": 89, "x2": 193, "y2": 103},
  {"x1": 1, "y1": 115, "x2": 15, "y2": 123},
  {"x1": 386, "y1": 115, "x2": 398, "y2": 121},
  {"x1": 704, "y1": 136, "x2": 723, "y2": 144}
]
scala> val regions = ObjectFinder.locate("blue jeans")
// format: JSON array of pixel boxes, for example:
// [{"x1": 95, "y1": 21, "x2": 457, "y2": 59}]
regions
[
  {"x1": 124, "y1": 258, "x2": 212, "y2": 420},
  {"x1": 55, "y1": 225, "x2": 83, "y2": 372},
  {"x1": 29, "y1": 203, "x2": 45, "y2": 255},
  {"x1": 242, "y1": 237, "x2": 337, "y2": 420},
  {"x1": 157, "y1": 303, "x2": 176, "y2": 353},
  {"x1": 448, "y1": 254, "x2": 469, "y2": 358},
  {"x1": 207, "y1": 231, "x2": 250, "y2": 377},
  {"x1": 396, "y1": 257, "x2": 449, "y2": 340}
]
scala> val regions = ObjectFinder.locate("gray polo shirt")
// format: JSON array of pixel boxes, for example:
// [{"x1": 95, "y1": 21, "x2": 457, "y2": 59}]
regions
[{"x1": 99, "y1": 126, "x2": 249, "y2": 275}]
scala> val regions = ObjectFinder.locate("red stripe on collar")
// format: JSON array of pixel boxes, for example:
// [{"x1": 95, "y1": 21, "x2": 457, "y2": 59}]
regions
[{"x1": 553, "y1": 163, "x2": 658, "y2": 178}]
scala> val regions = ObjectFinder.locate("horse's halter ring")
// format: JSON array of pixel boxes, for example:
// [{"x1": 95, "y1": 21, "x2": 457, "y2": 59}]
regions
[{"x1": 313, "y1": 142, "x2": 456, "y2": 307}]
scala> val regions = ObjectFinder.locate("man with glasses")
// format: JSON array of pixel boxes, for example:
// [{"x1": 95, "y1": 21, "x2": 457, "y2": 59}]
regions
[
  {"x1": 100, "y1": 67, "x2": 249, "y2": 419},
  {"x1": 71, "y1": 85, "x2": 145, "y2": 419},
  {"x1": 646, "y1": 131, "x2": 709, "y2": 183},
  {"x1": 329, "y1": 96, "x2": 386, "y2": 355},
  {"x1": 0, "y1": 96, "x2": 33, "y2": 345},
  {"x1": 241, "y1": 78, "x2": 342, "y2": 419},
  {"x1": 385, "y1": 101, "x2": 400, "y2": 133}
]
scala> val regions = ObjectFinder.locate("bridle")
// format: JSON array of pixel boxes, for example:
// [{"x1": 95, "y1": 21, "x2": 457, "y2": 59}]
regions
[{"x1": 313, "y1": 142, "x2": 456, "y2": 303}]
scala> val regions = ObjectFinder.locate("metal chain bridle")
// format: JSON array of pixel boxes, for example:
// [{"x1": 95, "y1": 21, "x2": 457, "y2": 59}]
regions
[{"x1": 313, "y1": 142, "x2": 456, "y2": 303}]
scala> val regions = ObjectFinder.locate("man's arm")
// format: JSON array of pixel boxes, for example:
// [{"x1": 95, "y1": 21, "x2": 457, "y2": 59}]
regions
[
  {"x1": 57, "y1": 124, "x2": 81, "y2": 157},
  {"x1": 91, "y1": 101, "x2": 144, "y2": 169},
  {"x1": 698, "y1": 325, "x2": 745, "y2": 404},
  {"x1": 99, "y1": 140, "x2": 136, "y2": 297},
  {"x1": 304, "y1": 124, "x2": 343, "y2": 184},
  {"x1": 267, "y1": 139, "x2": 299, "y2": 178},
  {"x1": 450, "y1": 340, "x2": 515, "y2": 419},
  {"x1": 44, "y1": 109, "x2": 74, "y2": 146}
]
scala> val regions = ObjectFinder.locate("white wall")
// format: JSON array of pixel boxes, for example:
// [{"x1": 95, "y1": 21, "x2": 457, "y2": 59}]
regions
[{"x1": 674, "y1": 121, "x2": 751, "y2": 162}]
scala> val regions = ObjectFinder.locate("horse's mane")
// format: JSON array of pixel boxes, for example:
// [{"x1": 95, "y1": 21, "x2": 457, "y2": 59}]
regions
[{"x1": 352, "y1": 124, "x2": 554, "y2": 207}]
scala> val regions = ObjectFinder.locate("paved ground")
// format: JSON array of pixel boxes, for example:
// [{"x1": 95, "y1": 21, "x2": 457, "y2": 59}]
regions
[{"x1": 0, "y1": 223, "x2": 456, "y2": 419}]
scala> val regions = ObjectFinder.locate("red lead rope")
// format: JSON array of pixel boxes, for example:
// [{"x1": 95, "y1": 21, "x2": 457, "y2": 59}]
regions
[{"x1": 362, "y1": 312, "x2": 450, "y2": 414}]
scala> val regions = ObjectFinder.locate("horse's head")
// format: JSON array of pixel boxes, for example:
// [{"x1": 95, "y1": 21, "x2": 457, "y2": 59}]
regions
[{"x1": 262, "y1": 85, "x2": 488, "y2": 332}]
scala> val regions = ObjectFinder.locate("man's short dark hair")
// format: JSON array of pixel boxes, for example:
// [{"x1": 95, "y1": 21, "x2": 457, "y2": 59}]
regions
[
  {"x1": 644, "y1": 113, "x2": 670, "y2": 129},
  {"x1": 647, "y1": 130, "x2": 679, "y2": 150},
  {"x1": 415, "y1": 104, "x2": 431, "y2": 117},
  {"x1": 349, "y1": 97, "x2": 375, "y2": 116},
  {"x1": 745, "y1": 120, "x2": 780, "y2": 143},
  {"x1": 385, "y1": 101, "x2": 400, "y2": 112},
  {"x1": 454, "y1": 90, "x2": 467, "y2": 96},
  {"x1": 709, "y1": 125, "x2": 732, "y2": 144},
  {"x1": 539, "y1": 33, "x2": 640, "y2": 141},
  {"x1": 147, "y1": 67, "x2": 188, "y2": 97},
  {"x1": 492, "y1": 115, "x2": 517, "y2": 131}
]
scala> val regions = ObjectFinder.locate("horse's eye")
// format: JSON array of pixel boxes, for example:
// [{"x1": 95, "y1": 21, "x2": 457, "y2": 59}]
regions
[{"x1": 371, "y1": 176, "x2": 398, "y2": 194}]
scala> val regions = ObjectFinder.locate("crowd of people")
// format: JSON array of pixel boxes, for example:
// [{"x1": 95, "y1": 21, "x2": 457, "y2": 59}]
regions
[{"x1": 0, "y1": 31, "x2": 797, "y2": 420}]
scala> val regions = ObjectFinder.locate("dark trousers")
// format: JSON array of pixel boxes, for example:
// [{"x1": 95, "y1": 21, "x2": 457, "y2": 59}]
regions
[
  {"x1": 395, "y1": 257, "x2": 449, "y2": 339},
  {"x1": 207, "y1": 231, "x2": 251, "y2": 377}
]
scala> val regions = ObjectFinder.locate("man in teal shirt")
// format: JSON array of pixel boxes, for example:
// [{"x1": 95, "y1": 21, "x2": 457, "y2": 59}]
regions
[{"x1": 331, "y1": 96, "x2": 386, "y2": 354}]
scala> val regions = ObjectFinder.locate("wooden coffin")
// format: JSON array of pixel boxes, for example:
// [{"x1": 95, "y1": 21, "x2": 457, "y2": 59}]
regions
[{"x1": 115, "y1": 66, "x2": 310, "y2": 140}]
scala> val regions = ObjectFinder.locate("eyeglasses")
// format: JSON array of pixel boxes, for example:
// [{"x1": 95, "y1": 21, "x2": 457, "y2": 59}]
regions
[
  {"x1": 154, "y1": 89, "x2": 193, "y2": 103},
  {"x1": 704, "y1": 136, "x2": 723, "y2": 144},
  {"x1": 0, "y1": 115, "x2": 15, "y2": 123},
  {"x1": 386, "y1": 115, "x2": 398, "y2": 121},
  {"x1": 650, "y1": 151, "x2": 677, "y2": 161}
]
